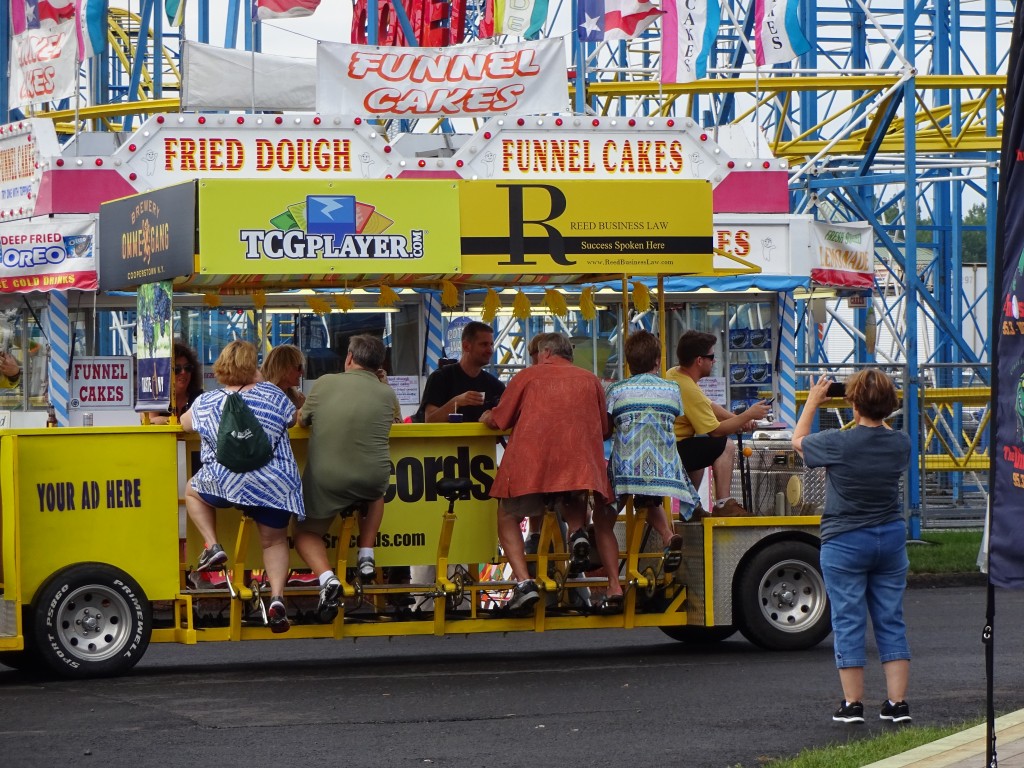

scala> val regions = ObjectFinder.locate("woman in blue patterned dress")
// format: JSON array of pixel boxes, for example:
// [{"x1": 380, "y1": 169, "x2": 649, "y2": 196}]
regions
[
  {"x1": 605, "y1": 331, "x2": 699, "y2": 583},
  {"x1": 181, "y1": 340, "x2": 305, "y2": 633}
]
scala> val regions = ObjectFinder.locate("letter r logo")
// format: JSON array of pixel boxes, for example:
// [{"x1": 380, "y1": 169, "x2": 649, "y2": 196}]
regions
[{"x1": 498, "y1": 184, "x2": 571, "y2": 266}]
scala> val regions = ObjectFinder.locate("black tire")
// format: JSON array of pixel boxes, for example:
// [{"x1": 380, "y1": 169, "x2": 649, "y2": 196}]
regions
[
  {"x1": 31, "y1": 563, "x2": 152, "y2": 679},
  {"x1": 735, "y1": 541, "x2": 831, "y2": 651},
  {"x1": 660, "y1": 625, "x2": 736, "y2": 644},
  {"x1": 0, "y1": 648, "x2": 42, "y2": 672}
]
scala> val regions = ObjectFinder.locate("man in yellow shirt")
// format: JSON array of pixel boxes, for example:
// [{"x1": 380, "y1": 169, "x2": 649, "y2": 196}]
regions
[{"x1": 665, "y1": 331, "x2": 770, "y2": 515}]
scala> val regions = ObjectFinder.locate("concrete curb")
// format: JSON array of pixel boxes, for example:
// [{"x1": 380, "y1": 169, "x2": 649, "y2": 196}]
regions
[
  {"x1": 906, "y1": 572, "x2": 987, "y2": 589},
  {"x1": 860, "y1": 709, "x2": 1024, "y2": 767}
]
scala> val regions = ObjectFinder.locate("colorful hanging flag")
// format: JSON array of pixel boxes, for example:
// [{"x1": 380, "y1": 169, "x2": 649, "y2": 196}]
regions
[
  {"x1": 254, "y1": 0, "x2": 321, "y2": 19},
  {"x1": 989, "y1": 0, "x2": 1024, "y2": 588},
  {"x1": 490, "y1": 0, "x2": 548, "y2": 39},
  {"x1": 11, "y1": 0, "x2": 75, "y2": 32},
  {"x1": 10, "y1": 0, "x2": 29, "y2": 33},
  {"x1": 165, "y1": 0, "x2": 184, "y2": 26},
  {"x1": 75, "y1": 0, "x2": 108, "y2": 60},
  {"x1": 754, "y1": 0, "x2": 810, "y2": 67},
  {"x1": 660, "y1": 0, "x2": 719, "y2": 83},
  {"x1": 38, "y1": 0, "x2": 74, "y2": 25},
  {"x1": 577, "y1": 0, "x2": 663, "y2": 43}
]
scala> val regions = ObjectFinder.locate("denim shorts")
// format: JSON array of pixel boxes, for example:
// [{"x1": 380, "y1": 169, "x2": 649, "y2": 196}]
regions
[
  {"x1": 198, "y1": 492, "x2": 291, "y2": 530},
  {"x1": 819, "y1": 519, "x2": 911, "y2": 669}
]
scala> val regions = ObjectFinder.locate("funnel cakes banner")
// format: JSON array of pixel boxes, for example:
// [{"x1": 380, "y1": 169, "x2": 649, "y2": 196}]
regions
[{"x1": 316, "y1": 39, "x2": 567, "y2": 118}]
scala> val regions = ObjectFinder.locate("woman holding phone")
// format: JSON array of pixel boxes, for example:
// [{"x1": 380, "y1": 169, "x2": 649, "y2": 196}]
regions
[{"x1": 793, "y1": 369, "x2": 912, "y2": 725}]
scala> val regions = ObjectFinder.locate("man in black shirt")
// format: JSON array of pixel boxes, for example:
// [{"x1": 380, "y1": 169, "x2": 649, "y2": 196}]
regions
[{"x1": 421, "y1": 321, "x2": 505, "y2": 422}]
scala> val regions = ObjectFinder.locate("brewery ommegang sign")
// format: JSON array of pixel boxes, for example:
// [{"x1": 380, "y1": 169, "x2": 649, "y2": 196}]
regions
[{"x1": 98, "y1": 181, "x2": 197, "y2": 290}]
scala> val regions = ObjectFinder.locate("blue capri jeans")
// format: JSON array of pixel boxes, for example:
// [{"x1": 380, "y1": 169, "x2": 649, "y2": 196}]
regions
[{"x1": 819, "y1": 519, "x2": 911, "y2": 669}]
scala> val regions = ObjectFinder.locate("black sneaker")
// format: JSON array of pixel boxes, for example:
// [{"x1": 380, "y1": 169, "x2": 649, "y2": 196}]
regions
[
  {"x1": 880, "y1": 700, "x2": 911, "y2": 723},
  {"x1": 267, "y1": 597, "x2": 289, "y2": 634},
  {"x1": 197, "y1": 543, "x2": 227, "y2": 572},
  {"x1": 316, "y1": 576, "x2": 342, "y2": 623},
  {"x1": 506, "y1": 579, "x2": 540, "y2": 611},
  {"x1": 833, "y1": 700, "x2": 865, "y2": 723},
  {"x1": 569, "y1": 529, "x2": 591, "y2": 569}
]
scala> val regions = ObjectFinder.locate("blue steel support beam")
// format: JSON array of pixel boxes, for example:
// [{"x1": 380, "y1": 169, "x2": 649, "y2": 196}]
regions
[
  {"x1": 1, "y1": 4, "x2": 9, "y2": 120},
  {"x1": 901, "y1": 0, "x2": 922, "y2": 539},
  {"x1": 124, "y1": 0, "x2": 155, "y2": 132},
  {"x1": 198, "y1": 0, "x2": 211, "y2": 43},
  {"x1": 226, "y1": 0, "x2": 241, "y2": 48}
]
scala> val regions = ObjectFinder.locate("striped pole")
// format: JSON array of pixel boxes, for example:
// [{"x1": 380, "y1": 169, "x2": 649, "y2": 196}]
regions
[
  {"x1": 776, "y1": 291, "x2": 798, "y2": 428},
  {"x1": 47, "y1": 290, "x2": 71, "y2": 427},
  {"x1": 423, "y1": 291, "x2": 444, "y2": 374}
]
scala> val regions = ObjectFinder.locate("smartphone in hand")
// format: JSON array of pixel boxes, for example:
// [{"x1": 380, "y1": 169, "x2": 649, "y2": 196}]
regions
[{"x1": 826, "y1": 382, "x2": 846, "y2": 398}]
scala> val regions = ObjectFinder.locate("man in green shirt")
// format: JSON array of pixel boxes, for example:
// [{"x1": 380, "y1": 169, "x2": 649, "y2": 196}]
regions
[{"x1": 295, "y1": 334, "x2": 401, "y2": 622}]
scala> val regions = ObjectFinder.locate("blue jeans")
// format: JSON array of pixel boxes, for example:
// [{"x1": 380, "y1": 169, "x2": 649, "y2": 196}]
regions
[{"x1": 819, "y1": 520, "x2": 911, "y2": 669}]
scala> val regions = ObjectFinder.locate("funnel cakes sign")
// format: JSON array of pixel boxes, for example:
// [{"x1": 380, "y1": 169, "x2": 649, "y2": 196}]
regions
[
  {"x1": 451, "y1": 116, "x2": 734, "y2": 182},
  {"x1": 316, "y1": 39, "x2": 567, "y2": 118}
]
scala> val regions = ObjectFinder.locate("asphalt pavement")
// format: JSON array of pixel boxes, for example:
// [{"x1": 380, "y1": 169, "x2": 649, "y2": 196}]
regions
[{"x1": 1, "y1": 584, "x2": 1023, "y2": 768}]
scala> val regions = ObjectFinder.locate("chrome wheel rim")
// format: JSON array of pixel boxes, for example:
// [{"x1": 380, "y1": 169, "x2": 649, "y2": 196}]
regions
[
  {"x1": 755, "y1": 559, "x2": 828, "y2": 634},
  {"x1": 55, "y1": 585, "x2": 133, "y2": 662}
]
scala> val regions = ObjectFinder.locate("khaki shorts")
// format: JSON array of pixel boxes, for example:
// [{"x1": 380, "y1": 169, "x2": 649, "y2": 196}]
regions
[
  {"x1": 293, "y1": 515, "x2": 334, "y2": 536},
  {"x1": 499, "y1": 491, "x2": 588, "y2": 519}
]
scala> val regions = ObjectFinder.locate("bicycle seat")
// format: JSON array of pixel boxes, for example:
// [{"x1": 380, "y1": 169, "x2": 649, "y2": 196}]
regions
[
  {"x1": 340, "y1": 500, "x2": 370, "y2": 517},
  {"x1": 436, "y1": 477, "x2": 473, "y2": 501}
]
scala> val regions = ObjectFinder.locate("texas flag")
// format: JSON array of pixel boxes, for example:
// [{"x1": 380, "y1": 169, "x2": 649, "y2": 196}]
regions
[
  {"x1": 254, "y1": 0, "x2": 321, "y2": 19},
  {"x1": 577, "y1": 0, "x2": 663, "y2": 43},
  {"x1": 11, "y1": 0, "x2": 75, "y2": 33}
]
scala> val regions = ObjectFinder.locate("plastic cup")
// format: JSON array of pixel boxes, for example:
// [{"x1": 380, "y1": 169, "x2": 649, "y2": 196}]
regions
[{"x1": 448, "y1": 413, "x2": 464, "y2": 423}]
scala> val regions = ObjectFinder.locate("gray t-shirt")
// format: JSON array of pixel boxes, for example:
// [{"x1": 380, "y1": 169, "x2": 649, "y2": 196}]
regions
[{"x1": 801, "y1": 425, "x2": 911, "y2": 543}]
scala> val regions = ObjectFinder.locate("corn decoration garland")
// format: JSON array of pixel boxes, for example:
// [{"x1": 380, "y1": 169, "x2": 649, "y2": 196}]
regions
[
  {"x1": 512, "y1": 290, "x2": 532, "y2": 320},
  {"x1": 544, "y1": 288, "x2": 568, "y2": 316},
  {"x1": 631, "y1": 281, "x2": 651, "y2": 313},
  {"x1": 481, "y1": 288, "x2": 502, "y2": 322},
  {"x1": 377, "y1": 284, "x2": 400, "y2": 308},
  {"x1": 440, "y1": 280, "x2": 459, "y2": 308},
  {"x1": 202, "y1": 293, "x2": 220, "y2": 308},
  {"x1": 579, "y1": 286, "x2": 597, "y2": 321},
  {"x1": 306, "y1": 295, "x2": 332, "y2": 315},
  {"x1": 252, "y1": 291, "x2": 267, "y2": 311},
  {"x1": 334, "y1": 293, "x2": 355, "y2": 312}
]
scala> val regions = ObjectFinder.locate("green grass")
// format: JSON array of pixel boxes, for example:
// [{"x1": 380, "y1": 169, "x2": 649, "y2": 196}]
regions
[
  {"x1": 907, "y1": 530, "x2": 984, "y2": 574},
  {"x1": 761, "y1": 721, "x2": 979, "y2": 768}
]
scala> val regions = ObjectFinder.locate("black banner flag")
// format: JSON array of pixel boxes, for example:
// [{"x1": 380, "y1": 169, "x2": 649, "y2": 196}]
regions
[{"x1": 990, "y1": 0, "x2": 1024, "y2": 588}]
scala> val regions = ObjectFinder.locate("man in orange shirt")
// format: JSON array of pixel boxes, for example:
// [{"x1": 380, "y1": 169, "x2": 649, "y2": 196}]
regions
[{"x1": 481, "y1": 333, "x2": 616, "y2": 612}]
